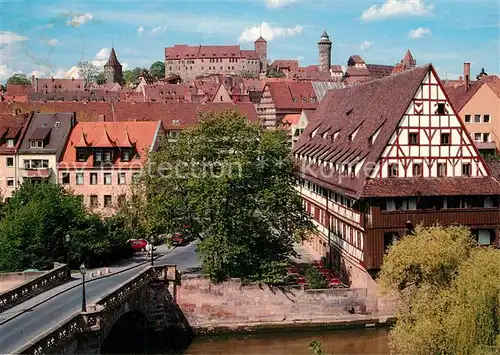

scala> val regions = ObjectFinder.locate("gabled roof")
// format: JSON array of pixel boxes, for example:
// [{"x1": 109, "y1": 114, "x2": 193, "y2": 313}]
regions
[
  {"x1": 0, "y1": 112, "x2": 31, "y2": 154},
  {"x1": 294, "y1": 65, "x2": 431, "y2": 198},
  {"x1": 265, "y1": 81, "x2": 318, "y2": 110},
  {"x1": 255, "y1": 36, "x2": 267, "y2": 43},
  {"x1": 18, "y1": 112, "x2": 74, "y2": 160},
  {"x1": 93, "y1": 127, "x2": 116, "y2": 147},
  {"x1": 348, "y1": 55, "x2": 365, "y2": 65},
  {"x1": 444, "y1": 75, "x2": 500, "y2": 112}
]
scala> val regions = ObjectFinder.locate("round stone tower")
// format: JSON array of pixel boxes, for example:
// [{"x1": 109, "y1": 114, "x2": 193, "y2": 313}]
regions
[
  {"x1": 254, "y1": 36, "x2": 268, "y2": 73},
  {"x1": 318, "y1": 31, "x2": 332, "y2": 72}
]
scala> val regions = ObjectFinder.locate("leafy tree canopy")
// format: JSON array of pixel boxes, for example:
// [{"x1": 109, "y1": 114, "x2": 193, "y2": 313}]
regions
[
  {"x1": 149, "y1": 61, "x2": 165, "y2": 79},
  {"x1": 123, "y1": 67, "x2": 143, "y2": 87},
  {"x1": 138, "y1": 110, "x2": 313, "y2": 282},
  {"x1": 96, "y1": 72, "x2": 107, "y2": 85},
  {"x1": 379, "y1": 225, "x2": 500, "y2": 355},
  {"x1": 6, "y1": 73, "x2": 31, "y2": 86},
  {"x1": 0, "y1": 182, "x2": 134, "y2": 271},
  {"x1": 266, "y1": 67, "x2": 285, "y2": 78},
  {"x1": 77, "y1": 61, "x2": 100, "y2": 85}
]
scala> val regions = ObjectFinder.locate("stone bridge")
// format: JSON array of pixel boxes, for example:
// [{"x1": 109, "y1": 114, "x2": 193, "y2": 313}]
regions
[{"x1": 12, "y1": 265, "x2": 182, "y2": 355}]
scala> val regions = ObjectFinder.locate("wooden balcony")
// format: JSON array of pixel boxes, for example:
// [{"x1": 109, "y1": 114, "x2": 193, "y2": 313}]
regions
[{"x1": 370, "y1": 207, "x2": 500, "y2": 229}]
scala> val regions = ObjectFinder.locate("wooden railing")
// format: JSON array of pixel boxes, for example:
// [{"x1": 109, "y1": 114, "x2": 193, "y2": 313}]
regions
[{"x1": 0, "y1": 263, "x2": 69, "y2": 312}]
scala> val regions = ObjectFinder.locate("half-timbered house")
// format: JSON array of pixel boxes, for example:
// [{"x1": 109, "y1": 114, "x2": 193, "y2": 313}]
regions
[{"x1": 293, "y1": 64, "x2": 500, "y2": 285}]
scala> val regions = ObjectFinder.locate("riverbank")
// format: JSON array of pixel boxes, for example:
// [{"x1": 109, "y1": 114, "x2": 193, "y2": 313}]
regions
[{"x1": 192, "y1": 313, "x2": 396, "y2": 335}]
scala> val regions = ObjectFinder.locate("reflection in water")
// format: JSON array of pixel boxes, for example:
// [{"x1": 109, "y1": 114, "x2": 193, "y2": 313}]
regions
[{"x1": 185, "y1": 328, "x2": 390, "y2": 355}]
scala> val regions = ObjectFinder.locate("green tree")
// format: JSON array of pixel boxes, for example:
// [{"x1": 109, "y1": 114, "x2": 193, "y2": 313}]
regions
[
  {"x1": 149, "y1": 61, "x2": 165, "y2": 79},
  {"x1": 77, "y1": 61, "x2": 100, "y2": 85},
  {"x1": 266, "y1": 67, "x2": 285, "y2": 78},
  {"x1": 240, "y1": 70, "x2": 258, "y2": 79},
  {"x1": 141, "y1": 110, "x2": 313, "y2": 283},
  {"x1": 123, "y1": 67, "x2": 143, "y2": 87},
  {"x1": 309, "y1": 340, "x2": 326, "y2": 355},
  {"x1": 379, "y1": 225, "x2": 500, "y2": 355},
  {"x1": 0, "y1": 182, "x2": 133, "y2": 271},
  {"x1": 6, "y1": 73, "x2": 31, "y2": 85},
  {"x1": 96, "y1": 72, "x2": 107, "y2": 85}
]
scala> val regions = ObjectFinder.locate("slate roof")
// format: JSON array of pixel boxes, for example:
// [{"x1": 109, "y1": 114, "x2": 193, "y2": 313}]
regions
[
  {"x1": 18, "y1": 112, "x2": 75, "y2": 161},
  {"x1": 312, "y1": 81, "x2": 346, "y2": 101},
  {"x1": 60, "y1": 121, "x2": 162, "y2": 168},
  {"x1": 293, "y1": 64, "x2": 500, "y2": 199}
]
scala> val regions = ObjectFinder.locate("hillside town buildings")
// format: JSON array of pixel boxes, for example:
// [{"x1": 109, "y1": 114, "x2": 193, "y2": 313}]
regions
[{"x1": 293, "y1": 64, "x2": 500, "y2": 286}]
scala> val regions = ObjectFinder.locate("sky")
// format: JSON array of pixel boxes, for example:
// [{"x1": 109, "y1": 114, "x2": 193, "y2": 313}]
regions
[{"x1": 0, "y1": 0, "x2": 498, "y2": 83}]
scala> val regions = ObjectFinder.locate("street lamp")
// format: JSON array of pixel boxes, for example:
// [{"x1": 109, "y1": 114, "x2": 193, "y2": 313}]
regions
[
  {"x1": 80, "y1": 263, "x2": 87, "y2": 312},
  {"x1": 65, "y1": 234, "x2": 71, "y2": 278},
  {"x1": 149, "y1": 237, "x2": 154, "y2": 266}
]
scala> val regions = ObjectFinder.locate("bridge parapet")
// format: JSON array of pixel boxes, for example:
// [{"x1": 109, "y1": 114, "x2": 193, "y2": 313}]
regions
[
  {"x1": 13, "y1": 264, "x2": 178, "y2": 355},
  {"x1": 0, "y1": 262, "x2": 69, "y2": 313}
]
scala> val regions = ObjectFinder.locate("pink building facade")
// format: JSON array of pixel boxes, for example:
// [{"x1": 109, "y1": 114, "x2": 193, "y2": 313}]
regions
[{"x1": 58, "y1": 121, "x2": 163, "y2": 215}]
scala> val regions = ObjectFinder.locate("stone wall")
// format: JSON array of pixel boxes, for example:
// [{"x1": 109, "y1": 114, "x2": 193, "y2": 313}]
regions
[
  {"x1": 0, "y1": 271, "x2": 44, "y2": 292},
  {"x1": 176, "y1": 275, "x2": 369, "y2": 329}
]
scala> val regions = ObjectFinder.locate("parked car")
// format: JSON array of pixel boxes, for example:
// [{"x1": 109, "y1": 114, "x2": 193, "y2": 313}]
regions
[
  {"x1": 127, "y1": 239, "x2": 155, "y2": 252},
  {"x1": 167, "y1": 232, "x2": 187, "y2": 246}
]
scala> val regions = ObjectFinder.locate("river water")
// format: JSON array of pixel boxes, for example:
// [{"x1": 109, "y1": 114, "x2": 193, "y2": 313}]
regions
[{"x1": 185, "y1": 328, "x2": 390, "y2": 355}]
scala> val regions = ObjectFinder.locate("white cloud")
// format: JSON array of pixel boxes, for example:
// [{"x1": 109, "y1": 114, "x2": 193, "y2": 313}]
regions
[
  {"x1": 92, "y1": 48, "x2": 111, "y2": 67},
  {"x1": 0, "y1": 64, "x2": 17, "y2": 82},
  {"x1": 360, "y1": 0, "x2": 434, "y2": 21},
  {"x1": 239, "y1": 22, "x2": 302, "y2": 42},
  {"x1": 66, "y1": 13, "x2": 93, "y2": 27},
  {"x1": 149, "y1": 26, "x2": 165, "y2": 35},
  {"x1": 43, "y1": 38, "x2": 59, "y2": 46},
  {"x1": 297, "y1": 56, "x2": 304, "y2": 63},
  {"x1": 409, "y1": 27, "x2": 431, "y2": 39},
  {"x1": 30, "y1": 65, "x2": 81, "y2": 79},
  {"x1": 360, "y1": 40, "x2": 374, "y2": 51},
  {"x1": 137, "y1": 26, "x2": 144, "y2": 35},
  {"x1": 0, "y1": 31, "x2": 28, "y2": 45},
  {"x1": 266, "y1": 0, "x2": 296, "y2": 8}
]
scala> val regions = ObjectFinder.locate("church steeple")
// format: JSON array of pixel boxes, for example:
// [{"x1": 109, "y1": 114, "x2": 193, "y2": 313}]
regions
[{"x1": 104, "y1": 47, "x2": 123, "y2": 85}]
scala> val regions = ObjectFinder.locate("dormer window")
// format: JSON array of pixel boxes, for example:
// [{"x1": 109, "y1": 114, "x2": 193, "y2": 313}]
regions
[
  {"x1": 6, "y1": 139, "x2": 14, "y2": 148},
  {"x1": 122, "y1": 149, "x2": 131, "y2": 162},
  {"x1": 333, "y1": 132, "x2": 339, "y2": 141},
  {"x1": 30, "y1": 140, "x2": 44, "y2": 148},
  {"x1": 77, "y1": 149, "x2": 86, "y2": 162}
]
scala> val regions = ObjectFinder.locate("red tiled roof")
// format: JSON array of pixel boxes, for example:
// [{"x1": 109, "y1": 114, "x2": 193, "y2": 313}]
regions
[
  {"x1": 143, "y1": 84, "x2": 193, "y2": 103},
  {"x1": 0, "y1": 112, "x2": 31, "y2": 154},
  {"x1": 271, "y1": 60, "x2": 299, "y2": 71},
  {"x1": 444, "y1": 76, "x2": 500, "y2": 112},
  {"x1": 366, "y1": 64, "x2": 394, "y2": 79},
  {"x1": 165, "y1": 45, "x2": 257, "y2": 60},
  {"x1": 35, "y1": 78, "x2": 84, "y2": 92},
  {"x1": 0, "y1": 102, "x2": 258, "y2": 127},
  {"x1": 362, "y1": 177, "x2": 500, "y2": 197},
  {"x1": 487, "y1": 160, "x2": 500, "y2": 180},
  {"x1": 266, "y1": 81, "x2": 318, "y2": 110},
  {"x1": 348, "y1": 55, "x2": 365, "y2": 65},
  {"x1": 330, "y1": 65, "x2": 343, "y2": 72},
  {"x1": 282, "y1": 114, "x2": 301, "y2": 125},
  {"x1": 345, "y1": 67, "x2": 371, "y2": 77},
  {"x1": 295, "y1": 64, "x2": 500, "y2": 198},
  {"x1": 60, "y1": 121, "x2": 161, "y2": 168},
  {"x1": 6, "y1": 84, "x2": 33, "y2": 96}
]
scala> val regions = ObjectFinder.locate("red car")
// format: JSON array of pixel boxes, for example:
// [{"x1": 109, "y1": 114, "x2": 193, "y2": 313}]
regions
[
  {"x1": 128, "y1": 239, "x2": 148, "y2": 252},
  {"x1": 168, "y1": 233, "x2": 186, "y2": 246}
]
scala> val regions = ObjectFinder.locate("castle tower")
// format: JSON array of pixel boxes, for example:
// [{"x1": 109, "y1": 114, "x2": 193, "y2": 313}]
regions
[
  {"x1": 403, "y1": 49, "x2": 416, "y2": 69},
  {"x1": 104, "y1": 47, "x2": 123, "y2": 84},
  {"x1": 254, "y1": 36, "x2": 268, "y2": 73},
  {"x1": 318, "y1": 31, "x2": 332, "y2": 72}
]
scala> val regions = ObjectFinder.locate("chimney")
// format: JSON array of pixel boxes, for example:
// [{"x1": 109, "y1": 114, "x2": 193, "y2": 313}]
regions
[{"x1": 464, "y1": 62, "x2": 471, "y2": 91}]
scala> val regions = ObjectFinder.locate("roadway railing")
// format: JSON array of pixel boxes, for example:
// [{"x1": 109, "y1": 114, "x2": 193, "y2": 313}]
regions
[{"x1": 0, "y1": 263, "x2": 70, "y2": 313}]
